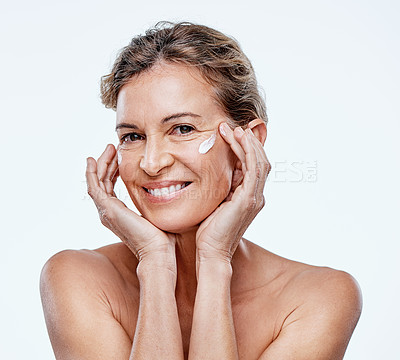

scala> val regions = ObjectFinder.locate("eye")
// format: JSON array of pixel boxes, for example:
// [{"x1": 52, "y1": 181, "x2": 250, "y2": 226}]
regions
[
  {"x1": 121, "y1": 133, "x2": 144, "y2": 143},
  {"x1": 172, "y1": 125, "x2": 195, "y2": 135}
]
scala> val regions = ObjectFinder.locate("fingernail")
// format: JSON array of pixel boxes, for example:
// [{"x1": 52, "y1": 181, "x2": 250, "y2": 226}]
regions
[
  {"x1": 219, "y1": 123, "x2": 227, "y2": 136},
  {"x1": 237, "y1": 127, "x2": 245, "y2": 133}
]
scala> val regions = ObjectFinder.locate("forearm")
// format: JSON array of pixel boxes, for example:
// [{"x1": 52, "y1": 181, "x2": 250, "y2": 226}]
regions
[
  {"x1": 188, "y1": 259, "x2": 239, "y2": 360},
  {"x1": 130, "y1": 257, "x2": 184, "y2": 360}
]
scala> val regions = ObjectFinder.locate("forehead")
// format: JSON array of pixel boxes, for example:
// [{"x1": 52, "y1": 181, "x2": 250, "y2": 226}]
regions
[{"x1": 116, "y1": 63, "x2": 225, "y2": 125}]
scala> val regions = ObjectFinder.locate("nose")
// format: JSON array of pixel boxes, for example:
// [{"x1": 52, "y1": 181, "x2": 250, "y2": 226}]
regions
[{"x1": 139, "y1": 137, "x2": 174, "y2": 176}]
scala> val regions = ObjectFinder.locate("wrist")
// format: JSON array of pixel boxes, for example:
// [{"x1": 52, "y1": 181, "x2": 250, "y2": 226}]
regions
[
  {"x1": 136, "y1": 239, "x2": 176, "y2": 262},
  {"x1": 137, "y1": 252, "x2": 177, "y2": 282},
  {"x1": 196, "y1": 255, "x2": 233, "y2": 281},
  {"x1": 196, "y1": 247, "x2": 233, "y2": 265}
]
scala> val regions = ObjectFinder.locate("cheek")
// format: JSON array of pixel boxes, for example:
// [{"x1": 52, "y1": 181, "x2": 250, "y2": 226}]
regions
[
  {"x1": 117, "y1": 150, "x2": 140, "y2": 184},
  {"x1": 195, "y1": 141, "x2": 234, "y2": 200}
]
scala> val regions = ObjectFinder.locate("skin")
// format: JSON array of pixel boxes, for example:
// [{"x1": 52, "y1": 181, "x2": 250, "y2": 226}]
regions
[{"x1": 40, "y1": 63, "x2": 362, "y2": 360}]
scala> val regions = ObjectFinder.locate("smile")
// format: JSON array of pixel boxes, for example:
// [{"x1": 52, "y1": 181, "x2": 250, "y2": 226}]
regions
[{"x1": 143, "y1": 182, "x2": 192, "y2": 197}]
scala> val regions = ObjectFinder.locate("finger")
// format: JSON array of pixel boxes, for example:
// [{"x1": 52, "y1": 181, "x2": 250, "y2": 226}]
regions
[
  {"x1": 233, "y1": 127, "x2": 249, "y2": 173},
  {"x1": 111, "y1": 167, "x2": 120, "y2": 197},
  {"x1": 231, "y1": 168, "x2": 244, "y2": 191},
  {"x1": 97, "y1": 144, "x2": 116, "y2": 189},
  {"x1": 104, "y1": 151, "x2": 119, "y2": 195},
  {"x1": 246, "y1": 130, "x2": 270, "y2": 204},
  {"x1": 247, "y1": 131, "x2": 266, "y2": 203},
  {"x1": 219, "y1": 123, "x2": 247, "y2": 173},
  {"x1": 238, "y1": 129, "x2": 260, "y2": 202},
  {"x1": 86, "y1": 157, "x2": 108, "y2": 204},
  {"x1": 248, "y1": 129, "x2": 271, "y2": 184},
  {"x1": 250, "y1": 130, "x2": 270, "y2": 173}
]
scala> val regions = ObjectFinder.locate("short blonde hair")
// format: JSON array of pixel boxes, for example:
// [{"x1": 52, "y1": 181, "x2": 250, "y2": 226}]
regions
[{"x1": 100, "y1": 21, "x2": 267, "y2": 127}]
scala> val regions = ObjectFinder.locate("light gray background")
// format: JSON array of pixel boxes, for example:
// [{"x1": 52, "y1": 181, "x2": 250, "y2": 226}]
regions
[{"x1": 1, "y1": 0, "x2": 399, "y2": 358}]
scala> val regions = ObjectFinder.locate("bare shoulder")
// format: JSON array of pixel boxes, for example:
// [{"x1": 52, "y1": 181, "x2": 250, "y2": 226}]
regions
[
  {"x1": 276, "y1": 253, "x2": 363, "y2": 323},
  {"x1": 39, "y1": 246, "x2": 126, "y2": 335},
  {"x1": 244, "y1": 239, "x2": 362, "y2": 315},
  {"x1": 41, "y1": 242, "x2": 138, "y2": 286},
  {"x1": 40, "y1": 245, "x2": 122, "y2": 291},
  {"x1": 276, "y1": 263, "x2": 362, "y2": 359},
  {"x1": 40, "y1": 244, "x2": 137, "y2": 359},
  {"x1": 243, "y1": 240, "x2": 362, "y2": 359},
  {"x1": 40, "y1": 242, "x2": 140, "y2": 315},
  {"x1": 291, "y1": 264, "x2": 362, "y2": 309}
]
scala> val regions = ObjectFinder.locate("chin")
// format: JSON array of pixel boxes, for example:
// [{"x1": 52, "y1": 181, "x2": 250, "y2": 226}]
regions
[
  {"x1": 152, "y1": 220, "x2": 199, "y2": 234},
  {"x1": 143, "y1": 210, "x2": 208, "y2": 233},
  {"x1": 138, "y1": 197, "x2": 222, "y2": 234}
]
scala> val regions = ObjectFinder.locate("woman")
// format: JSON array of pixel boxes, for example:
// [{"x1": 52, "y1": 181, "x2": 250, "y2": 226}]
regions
[{"x1": 40, "y1": 22, "x2": 362, "y2": 359}]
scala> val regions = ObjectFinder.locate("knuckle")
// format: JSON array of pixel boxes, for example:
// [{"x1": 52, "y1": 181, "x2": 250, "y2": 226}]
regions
[
  {"x1": 87, "y1": 186, "x2": 95, "y2": 198},
  {"x1": 261, "y1": 159, "x2": 269, "y2": 171},
  {"x1": 246, "y1": 196, "x2": 257, "y2": 211},
  {"x1": 266, "y1": 161, "x2": 271, "y2": 174},
  {"x1": 87, "y1": 185, "x2": 103, "y2": 200},
  {"x1": 258, "y1": 196, "x2": 266, "y2": 210},
  {"x1": 255, "y1": 167, "x2": 262, "y2": 179},
  {"x1": 263, "y1": 157, "x2": 271, "y2": 169},
  {"x1": 255, "y1": 159, "x2": 270, "y2": 179},
  {"x1": 104, "y1": 179, "x2": 113, "y2": 188},
  {"x1": 99, "y1": 207, "x2": 114, "y2": 226},
  {"x1": 246, "y1": 194, "x2": 265, "y2": 212}
]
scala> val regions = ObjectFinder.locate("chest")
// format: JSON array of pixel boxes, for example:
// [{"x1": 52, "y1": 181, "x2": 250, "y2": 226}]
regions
[{"x1": 115, "y1": 286, "x2": 282, "y2": 360}]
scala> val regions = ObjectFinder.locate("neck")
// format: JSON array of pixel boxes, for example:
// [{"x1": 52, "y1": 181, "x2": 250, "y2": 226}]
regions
[{"x1": 173, "y1": 226, "x2": 198, "y2": 305}]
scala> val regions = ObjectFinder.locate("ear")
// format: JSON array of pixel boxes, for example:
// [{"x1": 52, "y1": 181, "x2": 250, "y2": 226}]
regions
[{"x1": 246, "y1": 119, "x2": 267, "y2": 145}]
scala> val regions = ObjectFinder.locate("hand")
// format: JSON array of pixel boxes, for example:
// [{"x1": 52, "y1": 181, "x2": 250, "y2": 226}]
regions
[
  {"x1": 85, "y1": 144, "x2": 176, "y2": 268},
  {"x1": 195, "y1": 124, "x2": 271, "y2": 264}
]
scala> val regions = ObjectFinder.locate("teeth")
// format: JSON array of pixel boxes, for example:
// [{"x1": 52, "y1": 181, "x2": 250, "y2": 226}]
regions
[
  {"x1": 147, "y1": 183, "x2": 189, "y2": 197},
  {"x1": 154, "y1": 188, "x2": 161, "y2": 196}
]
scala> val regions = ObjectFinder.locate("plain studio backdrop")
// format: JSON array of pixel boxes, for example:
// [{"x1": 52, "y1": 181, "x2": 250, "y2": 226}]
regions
[{"x1": 1, "y1": 0, "x2": 399, "y2": 358}]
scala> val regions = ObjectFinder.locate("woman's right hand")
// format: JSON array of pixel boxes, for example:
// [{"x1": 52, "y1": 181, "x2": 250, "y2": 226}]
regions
[{"x1": 85, "y1": 144, "x2": 176, "y2": 270}]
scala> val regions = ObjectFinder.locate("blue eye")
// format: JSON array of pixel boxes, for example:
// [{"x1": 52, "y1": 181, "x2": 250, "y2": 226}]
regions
[{"x1": 173, "y1": 125, "x2": 194, "y2": 135}]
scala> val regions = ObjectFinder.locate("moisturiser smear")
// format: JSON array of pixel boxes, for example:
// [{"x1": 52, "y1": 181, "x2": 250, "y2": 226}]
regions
[
  {"x1": 198, "y1": 132, "x2": 216, "y2": 154},
  {"x1": 117, "y1": 148, "x2": 122, "y2": 165}
]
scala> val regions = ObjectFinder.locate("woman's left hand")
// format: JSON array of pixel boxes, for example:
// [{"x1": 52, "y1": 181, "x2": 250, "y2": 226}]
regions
[{"x1": 195, "y1": 123, "x2": 271, "y2": 265}]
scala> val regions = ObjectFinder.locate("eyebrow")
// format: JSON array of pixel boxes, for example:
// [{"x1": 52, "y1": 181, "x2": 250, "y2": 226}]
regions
[{"x1": 115, "y1": 112, "x2": 201, "y2": 131}]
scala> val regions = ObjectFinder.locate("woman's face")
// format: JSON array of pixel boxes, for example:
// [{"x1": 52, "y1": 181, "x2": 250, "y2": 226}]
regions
[{"x1": 116, "y1": 63, "x2": 236, "y2": 233}]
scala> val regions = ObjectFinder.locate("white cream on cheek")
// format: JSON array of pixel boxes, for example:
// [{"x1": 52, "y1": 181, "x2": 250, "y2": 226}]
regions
[
  {"x1": 198, "y1": 132, "x2": 216, "y2": 154},
  {"x1": 117, "y1": 148, "x2": 122, "y2": 165}
]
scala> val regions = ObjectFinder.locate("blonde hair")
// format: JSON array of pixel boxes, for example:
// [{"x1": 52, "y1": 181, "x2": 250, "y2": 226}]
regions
[{"x1": 100, "y1": 21, "x2": 267, "y2": 127}]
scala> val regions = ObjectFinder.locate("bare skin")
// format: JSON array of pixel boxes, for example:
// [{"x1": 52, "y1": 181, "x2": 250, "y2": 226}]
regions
[
  {"x1": 41, "y1": 241, "x2": 361, "y2": 360},
  {"x1": 40, "y1": 63, "x2": 362, "y2": 359}
]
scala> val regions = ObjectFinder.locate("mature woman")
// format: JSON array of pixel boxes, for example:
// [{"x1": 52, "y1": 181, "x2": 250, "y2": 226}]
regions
[{"x1": 40, "y1": 22, "x2": 362, "y2": 360}]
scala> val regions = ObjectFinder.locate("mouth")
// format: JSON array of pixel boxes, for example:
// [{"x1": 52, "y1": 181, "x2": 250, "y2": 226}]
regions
[{"x1": 143, "y1": 182, "x2": 192, "y2": 198}]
